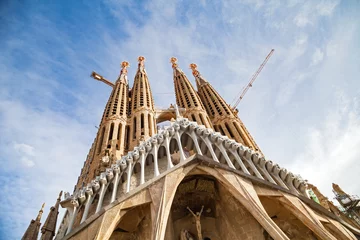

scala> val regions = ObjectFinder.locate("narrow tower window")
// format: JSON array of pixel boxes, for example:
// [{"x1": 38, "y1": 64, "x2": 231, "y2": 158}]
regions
[
  {"x1": 218, "y1": 125, "x2": 225, "y2": 136},
  {"x1": 141, "y1": 113, "x2": 145, "y2": 135},
  {"x1": 191, "y1": 114, "x2": 196, "y2": 122},
  {"x1": 133, "y1": 117, "x2": 137, "y2": 139},
  {"x1": 125, "y1": 125, "x2": 130, "y2": 150},
  {"x1": 108, "y1": 123, "x2": 114, "y2": 141}
]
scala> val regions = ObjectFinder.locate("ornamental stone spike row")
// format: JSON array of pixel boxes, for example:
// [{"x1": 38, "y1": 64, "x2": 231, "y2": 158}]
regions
[{"x1": 58, "y1": 116, "x2": 307, "y2": 234}]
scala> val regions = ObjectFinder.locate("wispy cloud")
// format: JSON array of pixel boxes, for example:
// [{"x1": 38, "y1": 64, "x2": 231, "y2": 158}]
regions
[{"x1": 290, "y1": 91, "x2": 360, "y2": 198}]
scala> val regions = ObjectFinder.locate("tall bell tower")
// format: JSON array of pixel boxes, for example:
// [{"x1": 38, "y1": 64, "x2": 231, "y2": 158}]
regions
[
  {"x1": 23, "y1": 56, "x2": 360, "y2": 240},
  {"x1": 76, "y1": 62, "x2": 130, "y2": 189},
  {"x1": 128, "y1": 56, "x2": 156, "y2": 151},
  {"x1": 171, "y1": 57, "x2": 212, "y2": 129},
  {"x1": 191, "y1": 63, "x2": 262, "y2": 154}
]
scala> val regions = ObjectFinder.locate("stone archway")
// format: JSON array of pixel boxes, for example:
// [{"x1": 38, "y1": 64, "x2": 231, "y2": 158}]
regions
[{"x1": 165, "y1": 174, "x2": 269, "y2": 240}]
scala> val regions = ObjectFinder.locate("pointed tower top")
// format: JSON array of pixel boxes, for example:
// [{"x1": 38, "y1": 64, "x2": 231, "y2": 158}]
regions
[
  {"x1": 170, "y1": 57, "x2": 186, "y2": 77},
  {"x1": 40, "y1": 191, "x2": 63, "y2": 240},
  {"x1": 121, "y1": 61, "x2": 129, "y2": 74},
  {"x1": 36, "y1": 203, "x2": 45, "y2": 221},
  {"x1": 118, "y1": 61, "x2": 129, "y2": 84},
  {"x1": 190, "y1": 63, "x2": 208, "y2": 86},
  {"x1": 22, "y1": 203, "x2": 45, "y2": 239}
]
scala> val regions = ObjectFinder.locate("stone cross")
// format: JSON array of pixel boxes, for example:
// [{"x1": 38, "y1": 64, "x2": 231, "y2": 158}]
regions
[{"x1": 187, "y1": 205, "x2": 204, "y2": 240}]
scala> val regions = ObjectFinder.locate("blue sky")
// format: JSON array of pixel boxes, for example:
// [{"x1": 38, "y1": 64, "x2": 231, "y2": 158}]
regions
[{"x1": 1, "y1": 0, "x2": 360, "y2": 239}]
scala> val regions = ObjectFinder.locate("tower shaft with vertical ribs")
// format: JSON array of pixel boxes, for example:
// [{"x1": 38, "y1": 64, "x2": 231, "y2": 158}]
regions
[
  {"x1": 76, "y1": 62, "x2": 130, "y2": 189},
  {"x1": 23, "y1": 56, "x2": 360, "y2": 240},
  {"x1": 128, "y1": 56, "x2": 156, "y2": 151},
  {"x1": 171, "y1": 57, "x2": 212, "y2": 129},
  {"x1": 191, "y1": 63, "x2": 262, "y2": 154}
]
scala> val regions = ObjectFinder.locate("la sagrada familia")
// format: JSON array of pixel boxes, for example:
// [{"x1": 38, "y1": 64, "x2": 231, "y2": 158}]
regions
[{"x1": 22, "y1": 56, "x2": 360, "y2": 239}]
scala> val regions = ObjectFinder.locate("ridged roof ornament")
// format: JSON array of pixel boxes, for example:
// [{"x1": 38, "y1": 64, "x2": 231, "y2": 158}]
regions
[
  {"x1": 36, "y1": 202, "x2": 45, "y2": 221},
  {"x1": 119, "y1": 61, "x2": 129, "y2": 83},
  {"x1": 138, "y1": 56, "x2": 146, "y2": 73},
  {"x1": 170, "y1": 57, "x2": 178, "y2": 68},
  {"x1": 170, "y1": 57, "x2": 185, "y2": 76},
  {"x1": 190, "y1": 63, "x2": 207, "y2": 85},
  {"x1": 190, "y1": 63, "x2": 199, "y2": 77}
]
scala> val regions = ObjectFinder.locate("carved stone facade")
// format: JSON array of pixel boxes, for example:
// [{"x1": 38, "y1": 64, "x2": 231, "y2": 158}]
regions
[{"x1": 24, "y1": 57, "x2": 360, "y2": 240}]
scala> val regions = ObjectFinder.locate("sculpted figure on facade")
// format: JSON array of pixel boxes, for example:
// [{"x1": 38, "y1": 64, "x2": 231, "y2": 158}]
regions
[{"x1": 187, "y1": 206, "x2": 204, "y2": 240}]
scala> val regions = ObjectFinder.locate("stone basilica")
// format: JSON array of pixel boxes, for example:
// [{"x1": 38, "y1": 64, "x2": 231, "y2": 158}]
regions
[{"x1": 22, "y1": 57, "x2": 360, "y2": 240}]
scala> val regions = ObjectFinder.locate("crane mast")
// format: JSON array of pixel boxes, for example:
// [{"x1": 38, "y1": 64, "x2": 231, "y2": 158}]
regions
[{"x1": 232, "y1": 49, "x2": 274, "y2": 110}]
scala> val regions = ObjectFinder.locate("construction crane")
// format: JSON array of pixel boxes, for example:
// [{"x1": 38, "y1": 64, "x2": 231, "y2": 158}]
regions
[{"x1": 231, "y1": 49, "x2": 274, "y2": 112}]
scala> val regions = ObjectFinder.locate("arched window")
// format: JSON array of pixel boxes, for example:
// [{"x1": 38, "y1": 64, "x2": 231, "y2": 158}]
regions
[
  {"x1": 125, "y1": 125, "x2": 130, "y2": 150},
  {"x1": 108, "y1": 123, "x2": 114, "y2": 141}
]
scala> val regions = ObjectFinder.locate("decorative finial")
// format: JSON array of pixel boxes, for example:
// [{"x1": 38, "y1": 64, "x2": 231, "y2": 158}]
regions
[
  {"x1": 138, "y1": 56, "x2": 145, "y2": 63},
  {"x1": 138, "y1": 56, "x2": 145, "y2": 71},
  {"x1": 170, "y1": 57, "x2": 178, "y2": 68},
  {"x1": 36, "y1": 203, "x2": 45, "y2": 221},
  {"x1": 120, "y1": 61, "x2": 129, "y2": 75},
  {"x1": 190, "y1": 63, "x2": 200, "y2": 77}
]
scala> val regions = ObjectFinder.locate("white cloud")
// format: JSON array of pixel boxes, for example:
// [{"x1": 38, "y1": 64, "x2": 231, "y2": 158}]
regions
[
  {"x1": 311, "y1": 48, "x2": 324, "y2": 66},
  {"x1": 317, "y1": 0, "x2": 340, "y2": 16},
  {"x1": 12, "y1": 143, "x2": 36, "y2": 167},
  {"x1": 0, "y1": 100, "x2": 93, "y2": 238},
  {"x1": 14, "y1": 143, "x2": 36, "y2": 157},
  {"x1": 289, "y1": 92, "x2": 360, "y2": 198},
  {"x1": 20, "y1": 157, "x2": 35, "y2": 167},
  {"x1": 294, "y1": 14, "x2": 312, "y2": 27}
]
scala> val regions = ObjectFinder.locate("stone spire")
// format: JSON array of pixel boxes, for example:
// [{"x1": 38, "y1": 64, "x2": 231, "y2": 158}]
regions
[
  {"x1": 40, "y1": 191, "x2": 62, "y2": 240},
  {"x1": 76, "y1": 61, "x2": 130, "y2": 189},
  {"x1": 22, "y1": 203, "x2": 45, "y2": 240},
  {"x1": 128, "y1": 56, "x2": 156, "y2": 150},
  {"x1": 191, "y1": 63, "x2": 262, "y2": 154},
  {"x1": 170, "y1": 57, "x2": 212, "y2": 128}
]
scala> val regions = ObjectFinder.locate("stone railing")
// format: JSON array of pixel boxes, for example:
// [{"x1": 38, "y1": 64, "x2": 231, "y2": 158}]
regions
[{"x1": 57, "y1": 117, "x2": 307, "y2": 237}]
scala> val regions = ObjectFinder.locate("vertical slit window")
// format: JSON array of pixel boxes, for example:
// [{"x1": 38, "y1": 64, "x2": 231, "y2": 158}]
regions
[
  {"x1": 125, "y1": 126, "x2": 130, "y2": 150},
  {"x1": 108, "y1": 123, "x2": 114, "y2": 141},
  {"x1": 141, "y1": 114, "x2": 144, "y2": 135},
  {"x1": 133, "y1": 118, "x2": 137, "y2": 139},
  {"x1": 218, "y1": 125, "x2": 225, "y2": 136}
]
